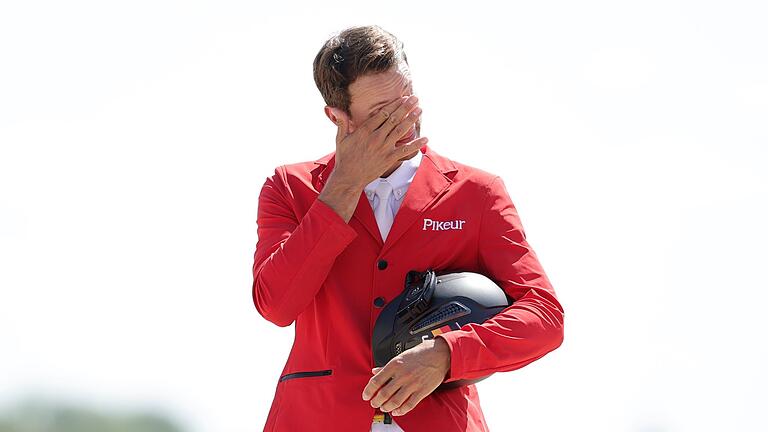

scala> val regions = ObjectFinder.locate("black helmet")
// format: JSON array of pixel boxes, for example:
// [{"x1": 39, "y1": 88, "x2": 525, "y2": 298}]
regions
[{"x1": 372, "y1": 269, "x2": 512, "y2": 391}]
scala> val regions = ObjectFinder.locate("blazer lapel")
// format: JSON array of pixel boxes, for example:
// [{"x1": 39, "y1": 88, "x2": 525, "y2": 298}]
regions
[
  {"x1": 311, "y1": 144, "x2": 458, "y2": 252},
  {"x1": 379, "y1": 144, "x2": 457, "y2": 256}
]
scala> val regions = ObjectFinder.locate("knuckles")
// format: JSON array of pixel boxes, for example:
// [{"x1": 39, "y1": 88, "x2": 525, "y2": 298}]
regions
[
  {"x1": 369, "y1": 375, "x2": 385, "y2": 386},
  {"x1": 377, "y1": 387, "x2": 394, "y2": 400}
]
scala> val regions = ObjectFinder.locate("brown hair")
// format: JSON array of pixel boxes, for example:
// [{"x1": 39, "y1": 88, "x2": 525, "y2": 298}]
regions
[{"x1": 313, "y1": 25, "x2": 409, "y2": 115}]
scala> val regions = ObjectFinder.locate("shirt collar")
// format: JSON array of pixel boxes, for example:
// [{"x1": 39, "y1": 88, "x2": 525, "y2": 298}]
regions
[{"x1": 364, "y1": 149, "x2": 422, "y2": 201}]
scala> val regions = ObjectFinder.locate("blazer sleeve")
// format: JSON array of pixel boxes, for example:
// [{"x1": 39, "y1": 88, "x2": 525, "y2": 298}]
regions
[
  {"x1": 434, "y1": 175, "x2": 565, "y2": 383},
  {"x1": 252, "y1": 166, "x2": 358, "y2": 327}
]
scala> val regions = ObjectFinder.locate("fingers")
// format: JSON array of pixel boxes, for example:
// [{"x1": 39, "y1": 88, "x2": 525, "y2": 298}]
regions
[
  {"x1": 393, "y1": 136, "x2": 428, "y2": 161},
  {"x1": 384, "y1": 105, "x2": 421, "y2": 146},
  {"x1": 360, "y1": 96, "x2": 410, "y2": 134},
  {"x1": 377, "y1": 95, "x2": 418, "y2": 130},
  {"x1": 369, "y1": 375, "x2": 412, "y2": 411},
  {"x1": 363, "y1": 366, "x2": 397, "y2": 401},
  {"x1": 379, "y1": 386, "x2": 411, "y2": 413},
  {"x1": 390, "y1": 393, "x2": 420, "y2": 416}
]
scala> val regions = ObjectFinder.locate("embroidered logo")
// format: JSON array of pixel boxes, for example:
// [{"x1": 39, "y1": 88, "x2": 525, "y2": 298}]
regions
[{"x1": 422, "y1": 218, "x2": 466, "y2": 231}]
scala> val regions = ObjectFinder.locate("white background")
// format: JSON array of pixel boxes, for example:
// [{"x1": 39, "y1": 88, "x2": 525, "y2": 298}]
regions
[{"x1": 1, "y1": 1, "x2": 766, "y2": 431}]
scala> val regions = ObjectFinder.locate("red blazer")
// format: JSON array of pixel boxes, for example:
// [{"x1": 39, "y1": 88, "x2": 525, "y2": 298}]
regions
[{"x1": 252, "y1": 144, "x2": 564, "y2": 431}]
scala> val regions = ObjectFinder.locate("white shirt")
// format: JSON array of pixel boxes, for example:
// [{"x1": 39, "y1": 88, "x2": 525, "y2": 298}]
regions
[
  {"x1": 363, "y1": 149, "x2": 422, "y2": 432},
  {"x1": 364, "y1": 149, "x2": 423, "y2": 222}
]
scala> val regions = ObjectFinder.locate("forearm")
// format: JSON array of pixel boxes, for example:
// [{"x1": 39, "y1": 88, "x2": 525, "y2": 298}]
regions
[
  {"x1": 435, "y1": 175, "x2": 565, "y2": 382},
  {"x1": 317, "y1": 169, "x2": 365, "y2": 223},
  {"x1": 436, "y1": 287, "x2": 564, "y2": 382},
  {"x1": 252, "y1": 169, "x2": 358, "y2": 327}
]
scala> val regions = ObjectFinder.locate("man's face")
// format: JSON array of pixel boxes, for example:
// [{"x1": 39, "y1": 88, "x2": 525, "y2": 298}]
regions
[
  {"x1": 327, "y1": 62, "x2": 421, "y2": 177},
  {"x1": 346, "y1": 62, "x2": 420, "y2": 143}
]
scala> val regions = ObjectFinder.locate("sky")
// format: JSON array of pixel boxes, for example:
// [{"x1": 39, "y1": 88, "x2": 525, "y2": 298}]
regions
[{"x1": 1, "y1": 1, "x2": 767, "y2": 431}]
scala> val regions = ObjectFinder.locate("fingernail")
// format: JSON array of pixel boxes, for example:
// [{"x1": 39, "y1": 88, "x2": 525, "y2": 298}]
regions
[{"x1": 407, "y1": 96, "x2": 419, "y2": 105}]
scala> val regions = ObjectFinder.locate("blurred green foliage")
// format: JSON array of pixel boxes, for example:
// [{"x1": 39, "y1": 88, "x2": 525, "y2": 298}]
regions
[{"x1": 0, "y1": 398, "x2": 186, "y2": 432}]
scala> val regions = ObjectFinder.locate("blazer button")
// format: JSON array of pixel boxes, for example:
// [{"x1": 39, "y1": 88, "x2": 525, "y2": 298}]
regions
[
  {"x1": 373, "y1": 297, "x2": 386, "y2": 308},
  {"x1": 377, "y1": 259, "x2": 388, "y2": 270}
]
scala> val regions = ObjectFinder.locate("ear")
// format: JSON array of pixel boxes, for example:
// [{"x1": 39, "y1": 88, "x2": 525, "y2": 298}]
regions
[{"x1": 324, "y1": 106, "x2": 347, "y2": 127}]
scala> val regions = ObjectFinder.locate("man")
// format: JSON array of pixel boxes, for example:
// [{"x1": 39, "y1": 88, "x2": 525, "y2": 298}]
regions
[{"x1": 252, "y1": 25, "x2": 565, "y2": 432}]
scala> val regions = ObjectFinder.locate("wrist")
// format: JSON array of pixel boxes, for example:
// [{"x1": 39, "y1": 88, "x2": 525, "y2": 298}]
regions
[
  {"x1": 433, "y1": 337, "x2": 452, "y2": 377},
  {"x1": 317, "y1": 170, "x2": 365, "y2": 223},
  {"x1": 325, "y1": 168, "x2": 365, "y2": 192}
]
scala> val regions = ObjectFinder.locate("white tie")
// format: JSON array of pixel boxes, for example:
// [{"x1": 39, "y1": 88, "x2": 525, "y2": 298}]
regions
[{"x1": 373, "y1": 180, "x2": 394, "y2": 241}]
